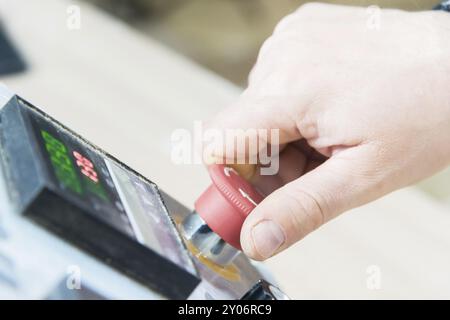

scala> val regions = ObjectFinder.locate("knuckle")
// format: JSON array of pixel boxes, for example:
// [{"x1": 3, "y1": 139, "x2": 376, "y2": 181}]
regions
[
  {"x1": 294, "y1": 2, "x2": 324, "y2": 15},
  {"x1": 247, "y1": 65, "x2": 258, "y2": 85},
  {"x1": 273, "y1": 12, "x2": 297, "y2": 35},
  {"x1": 333, "y1": 144, "x2": 392, "y2": 198},
  {"x1": 282, "y1": 186, "x2": 327, "y2": 237},
  {"x1": 274, "y1": 2, "x2": 325, "y2": 35},
  {"x1": 257, "y1": 35, "x2": 276, "y2": 62}
]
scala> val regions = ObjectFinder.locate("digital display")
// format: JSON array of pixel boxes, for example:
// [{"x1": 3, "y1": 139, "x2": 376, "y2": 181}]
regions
[
  {"x1": 26, "y1": 107, "x2": 135, "y2": 238},
  {"x1": 0, "y1": 97, "x2": 199, "y2": 298},
  {"x1": 72, "y1": 150, "x2": 108, "y2": 200},
  {"x1": 40, "y1": 130, "x2": 82, "y2": 195},
  {"x1": 17, "y1": 98, "x2": 197, "y2": 276},
  {"x1": 41, "y1": 130, "x2": 109, "y2": 202}
]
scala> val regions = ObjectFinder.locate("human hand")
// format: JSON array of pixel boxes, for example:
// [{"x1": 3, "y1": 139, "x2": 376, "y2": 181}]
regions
[{"x1": 206, "y1": 4, "x2": 450, "y2": 260}]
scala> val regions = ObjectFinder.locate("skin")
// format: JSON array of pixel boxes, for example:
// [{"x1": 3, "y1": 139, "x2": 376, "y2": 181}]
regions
[{"x1": 206, "y1": 3, "x2": 450, "y2": 260}]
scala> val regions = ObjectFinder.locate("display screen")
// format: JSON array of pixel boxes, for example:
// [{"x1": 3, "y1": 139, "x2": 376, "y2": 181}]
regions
[
  {"x1": 19, "y1": 99, "x2": 196, "y2": 276},
  {"x1": 40, "y1": 130, "x2": 83, "y2": 195},
  {"x1": 28, "y1": 109, "x2": 135, "y2": 237},
  {"x1": 40, "y1": 129, "x2": 112, "y2": 205}
]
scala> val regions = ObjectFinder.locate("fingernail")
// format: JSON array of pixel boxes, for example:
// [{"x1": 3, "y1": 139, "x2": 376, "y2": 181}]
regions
[{"x1": 251, "y1": 220, "x2": 285, "y2": 259}]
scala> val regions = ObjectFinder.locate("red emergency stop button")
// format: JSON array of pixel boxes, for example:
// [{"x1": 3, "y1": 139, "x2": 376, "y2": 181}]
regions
[{"x1": 194, "y1": 164, "x2": 264, "y2": 250}]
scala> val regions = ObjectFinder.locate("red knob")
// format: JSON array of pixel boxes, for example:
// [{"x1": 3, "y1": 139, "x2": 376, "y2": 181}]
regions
[{"x1": 194, "y1": 164, "x2": 264, "y2": 250}]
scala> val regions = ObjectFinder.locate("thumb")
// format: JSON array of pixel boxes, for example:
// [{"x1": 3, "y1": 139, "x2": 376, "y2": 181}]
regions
[{"x1": 241, "y1": 147, "x2": 378, "y2": 260}]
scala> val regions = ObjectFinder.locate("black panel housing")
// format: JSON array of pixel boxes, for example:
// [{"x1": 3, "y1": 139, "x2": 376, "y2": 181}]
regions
[{"x1": 0, "y1": 97, "x2": 200, "y2": 299}]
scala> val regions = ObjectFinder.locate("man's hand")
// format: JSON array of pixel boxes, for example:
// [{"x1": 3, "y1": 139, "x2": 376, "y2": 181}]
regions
[{"x1": 206, "y1": 4, "x2": 450, "y2": 260}]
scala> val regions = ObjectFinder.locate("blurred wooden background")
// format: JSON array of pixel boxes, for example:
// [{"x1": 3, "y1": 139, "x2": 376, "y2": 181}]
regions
[{"x1": 88, "y1": 0, "x2": 437, "y2": 85}]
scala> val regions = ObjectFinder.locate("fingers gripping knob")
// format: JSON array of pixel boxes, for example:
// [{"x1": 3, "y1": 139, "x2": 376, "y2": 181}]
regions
[
  {"x1": 182, "y1": 164, "x2": 264, "y2": 266},
  {"x1": 194, "y1": 164, "x2": 264, "y2": 250}
]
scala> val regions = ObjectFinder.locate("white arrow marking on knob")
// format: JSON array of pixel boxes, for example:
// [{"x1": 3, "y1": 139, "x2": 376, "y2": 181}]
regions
[
  {"x1": 238, "y1": 188, "x2": 258, "y2": 206},
  {"x1": 224, "y1": 166, "x2": 238, "y2": 177}
]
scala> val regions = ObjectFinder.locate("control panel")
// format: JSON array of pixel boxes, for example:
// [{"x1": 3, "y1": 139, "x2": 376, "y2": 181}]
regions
[{"x1": 0, "y1": 87, "x2": 286, "y2": 300}]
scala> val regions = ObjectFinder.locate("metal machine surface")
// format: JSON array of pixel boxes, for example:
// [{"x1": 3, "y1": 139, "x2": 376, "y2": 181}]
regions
[{"x1": 0, "y1": 86, "x2": 284, "y2": 300}]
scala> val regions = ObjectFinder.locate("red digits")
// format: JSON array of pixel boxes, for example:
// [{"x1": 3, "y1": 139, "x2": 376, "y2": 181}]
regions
[{"x1": 73, "y1": 151, "x2": 99, "y2": 183}]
